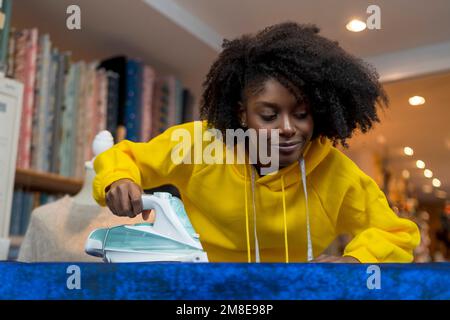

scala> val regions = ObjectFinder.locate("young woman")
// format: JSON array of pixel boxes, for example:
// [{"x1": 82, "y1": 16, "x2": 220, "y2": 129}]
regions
[{"x1": 93, "y1": 22, "x2": 420, "y2": 263}]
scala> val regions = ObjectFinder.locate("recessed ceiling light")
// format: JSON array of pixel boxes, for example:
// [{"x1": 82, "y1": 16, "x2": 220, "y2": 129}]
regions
[
  {"x1": 409, "y1": 96, "x2": 426, "y2": 106},
  {"x1": 422, "y1": 185, "x2": 433, "y2": 194},
  {"x1": 402, "y1": 170, "x2": 410, "y2": 179},
  {"x1": 432, "y1": 178, "x2": 441, "y2": 188},
  {"x1": 416, "y1": 160, "x2": 425, "y2": 169},
  {"x1": 403, "y1": 147, "x2": 414, "y2": 156},
  {"x1": 346, "y1": 19, "x2": 367, "y2": 32},
  {"x1": 424, "y1": 169, "x2": 433, "y2": 178}
]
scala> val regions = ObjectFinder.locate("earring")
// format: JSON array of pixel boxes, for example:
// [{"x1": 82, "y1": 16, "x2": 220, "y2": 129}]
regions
[{"x1": 241, "y1": 121, "x2": 246, "y2": 127}]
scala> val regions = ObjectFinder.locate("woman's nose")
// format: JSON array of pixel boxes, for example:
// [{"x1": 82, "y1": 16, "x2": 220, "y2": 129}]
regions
[{"x1": 279, "y1": 115, "x2": 296, "y2": 138}]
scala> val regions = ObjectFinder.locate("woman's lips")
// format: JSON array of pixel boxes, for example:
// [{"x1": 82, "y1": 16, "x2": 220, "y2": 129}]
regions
[{"x1": 272, "y1": 141, "x2": 303, "y2": 153}]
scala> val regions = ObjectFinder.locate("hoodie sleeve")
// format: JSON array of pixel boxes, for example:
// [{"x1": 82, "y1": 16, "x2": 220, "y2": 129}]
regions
[
  {"x1": 336, "y1": 174, "x2": 421, "y2": 263},
  {"x1": 92, "y1": 122, "x2": 201, "y2": 206}
]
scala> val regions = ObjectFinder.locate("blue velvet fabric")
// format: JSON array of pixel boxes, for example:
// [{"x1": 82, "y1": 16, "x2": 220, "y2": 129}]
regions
[{"x1": 0, "y1": 262, "x2": 448, "y2": 300}]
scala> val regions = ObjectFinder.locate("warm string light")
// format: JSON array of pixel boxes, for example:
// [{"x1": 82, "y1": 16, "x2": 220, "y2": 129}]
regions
[
  {"x1": 416, "y1": 160, "x2": 425, "y2": 169},
  {"x1": 403, "y1": 147, "x2": 414, "y2": 156},
  {"x1": 402, "y1": 151, "x2": 443, "y2": 198},
  {"x1": 402, "y1": 170, "x2": 410, "y2": 179},
  {"x1": 400, "y1": 91, "x2": 444, "y2": 198},
  {"x1": 424, "y1": 169, "x2": 433, "y2": 178},
  {"x1": 432, "y1": 178, "x2": 441, "y2": 188}
]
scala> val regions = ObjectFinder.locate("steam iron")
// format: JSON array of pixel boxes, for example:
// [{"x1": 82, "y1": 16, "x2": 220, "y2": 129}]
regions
[{"x1": 85, "y1": 192, "x2": 209, "y2": 263}]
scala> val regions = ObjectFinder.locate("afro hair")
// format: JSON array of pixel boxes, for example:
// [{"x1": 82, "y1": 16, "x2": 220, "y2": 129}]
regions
[{"x1": 200, "y1": 22, "x2": 388, "y2": 147}]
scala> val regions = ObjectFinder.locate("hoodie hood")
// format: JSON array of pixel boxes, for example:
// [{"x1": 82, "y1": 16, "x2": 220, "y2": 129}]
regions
[{"x1": 232, "y1": 136, "x2": 332, "y2": 191}]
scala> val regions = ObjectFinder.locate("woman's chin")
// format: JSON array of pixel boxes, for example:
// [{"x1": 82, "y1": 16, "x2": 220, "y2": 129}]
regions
[{"x1": 279, "y1": 149, "x2": 303, "y2": 167}]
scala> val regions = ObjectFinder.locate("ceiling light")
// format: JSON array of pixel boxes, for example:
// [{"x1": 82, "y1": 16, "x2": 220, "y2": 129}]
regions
[
  {"x1": 432, "y1": 178, "x2": 441, "y2": 188},
  {"x1": 346, "y1": 19, "x2": 366, "y2": 32},
  {"x1": 403, "y1": 147, "x2": 414, "y2": 156},
  {"x1": 408, "y1": 96, "x2": 425, "y2": 106},
  {"x1": 424, "y1": 169, "x2": 433, "y2": 178},
  {"x1": 416, "y1": 160, "x2": 425, "y2": 169}
]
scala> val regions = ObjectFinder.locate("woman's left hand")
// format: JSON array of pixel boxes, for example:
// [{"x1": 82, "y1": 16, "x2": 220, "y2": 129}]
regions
[{"x1": 312, "y1": 254, "x2": 360, "y2": 263}]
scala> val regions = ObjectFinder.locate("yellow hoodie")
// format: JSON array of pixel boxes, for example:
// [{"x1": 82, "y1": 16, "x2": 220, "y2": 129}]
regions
[{"x1": 93, "y1": 121, "x2": 420, "y2": 263}]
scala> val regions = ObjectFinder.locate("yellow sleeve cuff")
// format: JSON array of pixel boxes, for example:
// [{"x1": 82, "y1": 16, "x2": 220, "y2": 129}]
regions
[
  {"x1": 92, "y1": 171, "x2": 141, "y2": 207},
  {"x1": 343, "y1": 246, "x2": 379, "y2": 264}
]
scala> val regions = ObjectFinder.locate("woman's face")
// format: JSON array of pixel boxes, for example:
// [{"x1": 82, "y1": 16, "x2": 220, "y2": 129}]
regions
[{"x1": 240, "y1": 78, "x2": 314, "y2": 169}]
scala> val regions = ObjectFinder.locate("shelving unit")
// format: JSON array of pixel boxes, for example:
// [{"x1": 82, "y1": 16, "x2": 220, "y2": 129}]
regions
[
  {"x1": 4, "y1": 0, "x2": 218, "y2": 260},
  {"x1": 9, "y1": 0, "x2": 218, "y2": 196},
  {"x1": 14, "y1": 168, "x2": 83, "y2": 195},
  {"x1": 11, "y1": 0, "x2": 217, "y2": 100}
]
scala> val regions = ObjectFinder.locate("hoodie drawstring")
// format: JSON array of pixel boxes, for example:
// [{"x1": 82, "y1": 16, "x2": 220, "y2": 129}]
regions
[
  {"x1": 300, "y1": 157, "x2": 314, "y2": 261},
  {"x1": 250, "y1": 167, "x2": 261, "y2": 262},
  {"x1": 244, "y1": 167, "x2": 252, "y2": 263},
  {"x1": 281, "y1": 175, "x2": 289, "y2": 263},
  {"x1": 244, "y1": 157, "x2": 314, "y2": 263}
]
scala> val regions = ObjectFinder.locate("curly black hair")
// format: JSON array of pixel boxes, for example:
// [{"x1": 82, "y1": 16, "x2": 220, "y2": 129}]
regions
[{"x1": 200, "y1": 22, "x2": 388, "y2": 147}]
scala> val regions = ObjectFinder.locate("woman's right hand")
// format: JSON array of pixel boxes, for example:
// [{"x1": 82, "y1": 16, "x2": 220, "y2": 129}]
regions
[{"x1": 105, "y1": 178, "x2": 154, "y2": 220}]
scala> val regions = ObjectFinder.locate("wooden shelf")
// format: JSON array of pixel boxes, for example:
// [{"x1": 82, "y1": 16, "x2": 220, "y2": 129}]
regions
[{"x1": 14, "y1": 168, "x2": 83, "y2": 195}]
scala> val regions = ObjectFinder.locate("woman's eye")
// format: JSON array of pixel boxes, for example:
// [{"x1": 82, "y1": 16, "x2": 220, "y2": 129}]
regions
[
  {"x1": 294, "y1": 113, "x2": 308, "y2": 119},
  {"x1": 261, "y1": 114, "x2": 277, "y2": 121}
]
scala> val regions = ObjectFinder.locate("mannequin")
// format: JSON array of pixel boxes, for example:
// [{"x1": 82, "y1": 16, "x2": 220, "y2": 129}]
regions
[
  {"x1": 72, "y1": 163, "x2": 97, "y2": 206},
  {"x1": 18, "y1": 131, "x2": 143, "y2": 262},
  {"x1": 73, "y1": 131, "x2": 114, "y2": 206}
]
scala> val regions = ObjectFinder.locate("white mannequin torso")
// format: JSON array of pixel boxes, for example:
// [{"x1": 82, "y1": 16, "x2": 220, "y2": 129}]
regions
[{"x1": 72, "y1": 161, "x2": 98, "y2": 207}]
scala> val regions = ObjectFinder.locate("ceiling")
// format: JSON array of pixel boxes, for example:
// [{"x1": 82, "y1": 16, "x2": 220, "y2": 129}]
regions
[
  {"x1": 12, "y1": 0, "x2": 450, "y2": 97},
  {"x1": 172, "y1": 0, "x2": 450, "y2": 57}
]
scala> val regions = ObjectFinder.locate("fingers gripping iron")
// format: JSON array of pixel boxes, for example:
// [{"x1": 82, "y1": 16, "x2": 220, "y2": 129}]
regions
[{"x1": 85, "y1": 192, "x2": 209, "y2": 263}]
